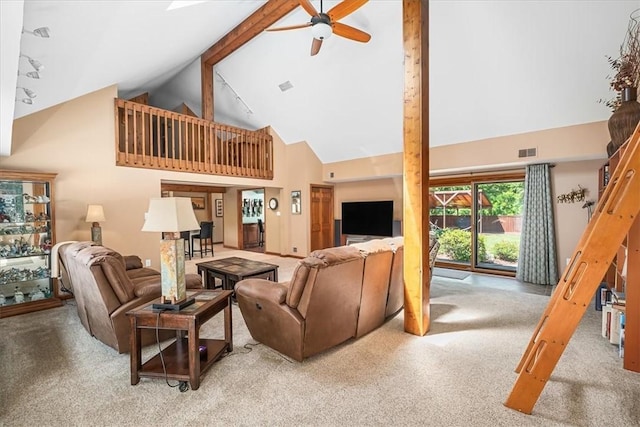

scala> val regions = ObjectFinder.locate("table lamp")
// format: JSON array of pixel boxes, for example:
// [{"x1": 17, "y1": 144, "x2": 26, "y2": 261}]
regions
[
  {"x1": 142, "y1": 197, "x2": 199, "y2": 311},
  {"x1": 86, "y1": 204, "x2": 106, "y2": 245}
]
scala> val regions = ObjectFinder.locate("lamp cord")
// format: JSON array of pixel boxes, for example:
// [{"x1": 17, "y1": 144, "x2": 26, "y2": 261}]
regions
[{"x1": 156, "y1": 311, "x2": 180, "y2": 389}]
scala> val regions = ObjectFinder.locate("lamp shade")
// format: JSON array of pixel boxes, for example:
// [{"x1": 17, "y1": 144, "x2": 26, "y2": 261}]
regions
[
  {"x1": 311, "y1": 22, "x2": 332, "y2": 40},
  {"x1": 86, "y1": 205, "x2": 106, "y2": 223},
  {"x1": 141, "y1": 197, "x2": 199, "y2": 233}
]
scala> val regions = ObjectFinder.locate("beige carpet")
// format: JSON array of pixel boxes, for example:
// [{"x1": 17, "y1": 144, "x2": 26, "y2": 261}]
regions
[{"x1": 1, "y1": 250, "x2": 639, "y2": 426}]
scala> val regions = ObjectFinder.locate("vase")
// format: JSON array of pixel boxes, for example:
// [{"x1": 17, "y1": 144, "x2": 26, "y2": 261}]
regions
[{"x1": 608, "y1": 87, "x2": 640, "y2": 151}]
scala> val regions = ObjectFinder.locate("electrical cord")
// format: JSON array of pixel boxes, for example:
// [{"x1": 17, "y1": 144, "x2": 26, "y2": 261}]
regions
[
  {"x1": 155, "y1": 310, "x2": 183, "y2": 390},
  {"x1": 220, "y1": 341, "x2": 261, "y2": 359}
]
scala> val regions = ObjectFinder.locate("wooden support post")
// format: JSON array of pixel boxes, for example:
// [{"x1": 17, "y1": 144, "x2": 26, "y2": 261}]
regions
[
  {"x1": 505, "y1": 124, "x2": 640, "y2": 414},
  {"x1": 201, "y1": 59, "x2": 214, "y2": 122},
  {"x1": 402, "y1": 0, "x2": 430, "y2": 336}
]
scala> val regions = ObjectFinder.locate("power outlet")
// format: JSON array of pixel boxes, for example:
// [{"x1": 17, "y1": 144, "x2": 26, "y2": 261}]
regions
[
  {"x1": 293, "y1": 247, "x2": 297, "y2": 253},
  {"x1": 145, "y1": 259, "x2": 151, "y2": 267}
]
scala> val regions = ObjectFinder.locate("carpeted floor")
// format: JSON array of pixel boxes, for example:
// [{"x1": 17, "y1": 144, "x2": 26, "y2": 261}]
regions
[{"x1": 1, "y1": 250, "x2": 638, "y2": 426}]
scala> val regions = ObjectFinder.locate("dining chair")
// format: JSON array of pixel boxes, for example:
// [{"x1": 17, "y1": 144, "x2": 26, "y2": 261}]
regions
[
  {"x1": 191, "y1": 221, "x2": 214, "y2": 257},
  {"x1": 180, "y1": 230, "x2": 192, "y2": 259},
  {"x1": 257, "y1": 218, "x2": 265, "y2": 247}
]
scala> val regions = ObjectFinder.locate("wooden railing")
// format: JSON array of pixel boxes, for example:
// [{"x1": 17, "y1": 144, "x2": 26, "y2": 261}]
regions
[{"x1": 114, "y1": 99, "x2": 273, "y2": 179}]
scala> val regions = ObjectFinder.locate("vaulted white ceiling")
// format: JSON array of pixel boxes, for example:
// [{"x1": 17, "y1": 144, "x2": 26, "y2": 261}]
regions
[{"x1": 2, "y1": 0, "x2": 637, "y2": 162}]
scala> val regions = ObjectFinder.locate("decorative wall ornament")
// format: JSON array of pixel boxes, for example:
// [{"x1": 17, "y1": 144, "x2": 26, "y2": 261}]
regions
[
  {"x1": 291, "y1": 190, "x2": 301, "y2": 215},
  {"x1": 556, "y1": 185, "x2": 587, "y2": 204}
]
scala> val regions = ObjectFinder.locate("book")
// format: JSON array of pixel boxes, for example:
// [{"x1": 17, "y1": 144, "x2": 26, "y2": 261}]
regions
[
  {"x1": 602, "y1": 304, "x2": 613, "y2": 338},
  {"x1": 609, "y1": 308, "x2": 623, "y2": 345},
  {"x1": 611, "y1": 290, "x2": 626, "y2": 305},
  {"x1": 619, "y1": 313, "x2": 625, "y2": 358},
  {"x1": 595, "y1": 283, "x2": 609, "y2": 311}
]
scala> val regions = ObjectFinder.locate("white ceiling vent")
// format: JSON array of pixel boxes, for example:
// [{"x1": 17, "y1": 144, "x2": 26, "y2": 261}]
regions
[
  {"x1": 518, "y1": 148, "x2": 537, "y2": 158},
  {"x1": 278, "y1": 81, "x2": 294, "y2": 92}
]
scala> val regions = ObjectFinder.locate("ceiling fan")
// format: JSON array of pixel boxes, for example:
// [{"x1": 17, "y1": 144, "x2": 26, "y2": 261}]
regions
[{"x1": 266, "y1": 0, "x2": 371, "y2": 56}]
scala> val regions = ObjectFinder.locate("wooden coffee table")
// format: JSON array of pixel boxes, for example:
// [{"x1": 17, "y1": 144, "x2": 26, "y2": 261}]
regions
[
  {"x1": 196, "y1": 256, "x2": 279, "y2": 291},
  {"x1": 127, "y1": 289, "x2": 233, "y2": 391}
]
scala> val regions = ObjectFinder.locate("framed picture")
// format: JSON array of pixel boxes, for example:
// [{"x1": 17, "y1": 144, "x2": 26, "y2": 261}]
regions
[
  {"x1": 191, "y1": 197, "x2": 205, "y2": 210},
  {"x1": 291, "y1": 190, "x2": 301, "y2": 215},
  {"x1": 215, "y1": 199, "x2": 224, "y2": 217}
]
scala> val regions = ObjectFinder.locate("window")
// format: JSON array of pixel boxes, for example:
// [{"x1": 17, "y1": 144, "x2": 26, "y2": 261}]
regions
[{"x1": 430, "y1": 172, "x2": 524, "y2": 275}]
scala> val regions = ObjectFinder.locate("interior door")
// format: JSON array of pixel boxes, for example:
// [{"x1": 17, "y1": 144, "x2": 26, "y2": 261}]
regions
[{"x1": 310, "y1": 185, "x2": 334, "y2": 251}]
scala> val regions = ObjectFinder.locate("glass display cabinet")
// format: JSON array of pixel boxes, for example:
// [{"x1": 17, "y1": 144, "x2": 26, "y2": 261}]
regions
[{"x1": 0, "y1": 170, "x2": 62, "y2": 318}]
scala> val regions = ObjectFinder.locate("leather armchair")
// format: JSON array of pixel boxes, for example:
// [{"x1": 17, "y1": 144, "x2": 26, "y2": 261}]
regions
[
  {"x1": 235, "y1": 245, "x2": 365, "y2": 362},
  {"x1": 59, "y1": 241, "x2": 202, "y2": 353}
]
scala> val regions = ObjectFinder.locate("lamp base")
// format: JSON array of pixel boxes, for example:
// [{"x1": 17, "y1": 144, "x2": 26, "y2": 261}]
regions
[
  {"x1": 153, "y1": 297, "x2": 195, "y2": 311},
  {"x1": 91, "y1": 224, "x2": 102, "y2": 245}
]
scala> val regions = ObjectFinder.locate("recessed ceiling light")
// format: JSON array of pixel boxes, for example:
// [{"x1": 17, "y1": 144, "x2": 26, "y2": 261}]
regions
[{"x1": 279, "y1": 81, "x2": 294, "y2": 92}]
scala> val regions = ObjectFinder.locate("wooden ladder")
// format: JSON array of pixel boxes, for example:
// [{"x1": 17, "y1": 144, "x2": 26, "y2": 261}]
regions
[{"x1": 505, "y1": 122, "x2": 640, "y2": 414}]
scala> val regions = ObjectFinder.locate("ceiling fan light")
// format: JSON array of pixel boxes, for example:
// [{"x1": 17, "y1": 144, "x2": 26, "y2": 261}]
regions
[{"x1": 312, "y1": 22, "x2": 332, "y2": 40}]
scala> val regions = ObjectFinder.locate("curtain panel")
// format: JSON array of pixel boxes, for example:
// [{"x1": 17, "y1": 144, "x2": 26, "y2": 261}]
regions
[{"x1": 516, "y1": 163, "x2": 558, "y2": 285}]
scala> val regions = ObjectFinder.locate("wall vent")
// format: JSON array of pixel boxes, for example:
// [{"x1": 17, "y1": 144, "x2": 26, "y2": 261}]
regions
[
  {"x1": 278, "y1": 80, "x2": 294, "y2": 92},
  {"x1": 518, "y1": 147, "x2": 537, "y2": 158}
]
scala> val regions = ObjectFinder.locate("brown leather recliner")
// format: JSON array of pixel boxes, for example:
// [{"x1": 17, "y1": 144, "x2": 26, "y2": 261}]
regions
[
  {"x1": 59, "y1": 241, "x2": 202, "y2": 353},
  {"x1": 235, "y1": 245, "x2": 365, "y2": 362}
]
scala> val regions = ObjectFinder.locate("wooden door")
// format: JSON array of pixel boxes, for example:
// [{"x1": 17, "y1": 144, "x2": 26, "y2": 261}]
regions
[{"x1": 310, "y1": 185, "x2": 334, "y2": 251}]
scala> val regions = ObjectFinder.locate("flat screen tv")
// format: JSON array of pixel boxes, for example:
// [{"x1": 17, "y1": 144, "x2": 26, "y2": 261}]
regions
[{"x1": 341, "y1": 200, "x2": 394, "y2": 237}]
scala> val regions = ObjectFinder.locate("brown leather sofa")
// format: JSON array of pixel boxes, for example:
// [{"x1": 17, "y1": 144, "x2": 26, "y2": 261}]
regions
[
  {"x1": 235, "y1": 239, "x2": 409, "y2": 361},
  {"x1": 59, "y1": 241, "x2": 202, "y2": 353}
]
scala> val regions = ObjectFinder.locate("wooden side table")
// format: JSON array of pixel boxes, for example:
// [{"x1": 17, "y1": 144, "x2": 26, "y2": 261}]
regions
[{"x1": 127, "y1": 289, "x2": 233, "y2": 391}]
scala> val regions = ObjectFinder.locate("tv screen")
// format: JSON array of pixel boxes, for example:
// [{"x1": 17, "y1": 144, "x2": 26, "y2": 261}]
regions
[{"x1": 341, "y1": 200, "x2": 394, "y2": 237}]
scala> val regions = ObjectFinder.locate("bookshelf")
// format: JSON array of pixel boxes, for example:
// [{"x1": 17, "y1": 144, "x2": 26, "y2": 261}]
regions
[{"x1": 598, "y1": 147, "x2": 639, "y2": 372}]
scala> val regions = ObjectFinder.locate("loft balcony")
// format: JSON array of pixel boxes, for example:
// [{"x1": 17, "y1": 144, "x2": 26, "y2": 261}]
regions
[{"x1": 115, "y1": 99, "x2": 273, "y2": 179}]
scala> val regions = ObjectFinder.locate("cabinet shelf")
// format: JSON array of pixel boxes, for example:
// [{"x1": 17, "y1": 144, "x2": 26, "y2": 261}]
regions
[
  {"x1": 0, "y1": 227, "x2": 49, "y2": 235},
  {"x1": 0, "y1": 170, "x2": 61, "y2": 318},
  {"x1": 0, "y1": 276, "x2": 51, "y2": 287},
  {"x1": 0, "y1": 220, "x2": 50, "y2": 225},
  {"x1": 598, "y1": 148, "x2": 638, "y2": 373},
  {"x1": 0, "y1": 252, "x2": 50, "y2": 260}
]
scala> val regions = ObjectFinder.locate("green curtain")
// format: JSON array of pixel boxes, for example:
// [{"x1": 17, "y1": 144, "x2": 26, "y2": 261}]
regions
[{"x1": 516, "y1": 163, "x2": 558, "y2": 285}]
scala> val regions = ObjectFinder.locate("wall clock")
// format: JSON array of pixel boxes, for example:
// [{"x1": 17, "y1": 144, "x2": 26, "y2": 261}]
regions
[{"x1": 268, "y1": 197, "x2": 278, "y2": 210}]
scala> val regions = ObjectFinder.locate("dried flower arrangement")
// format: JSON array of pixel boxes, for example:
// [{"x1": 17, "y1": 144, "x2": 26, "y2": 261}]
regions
[
  {"x1": 557, "y1": 185, "x2": 587, "y2": 204},
  {"x1": 600, "y1": 9, "x2": 640, "y2": 111}
]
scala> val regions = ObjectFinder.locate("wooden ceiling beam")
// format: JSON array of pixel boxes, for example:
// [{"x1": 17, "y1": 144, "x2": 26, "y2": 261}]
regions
[
  {"x1": 201, "y1": 0, "x2": 300, "y2": 66},
  {"x1": 201, "y1": 0, "x2": 300, "y2": 121}
]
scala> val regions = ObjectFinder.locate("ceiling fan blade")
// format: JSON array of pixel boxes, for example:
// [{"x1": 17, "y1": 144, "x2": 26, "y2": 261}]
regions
[
  {"x1": 311, "y1": 38, "x2": 323, "y2": 56},
  {"x1": 332, "y1": 22, "x2": 371, "y2": 43},
  {"x1": 327, "y1": 0, "x2": 368, "y2": 21},
  {"x1": 266, "y1": 22, "x2": 312, "y2": 32},
  {"x1": 298, "y1": 0, "x2": 319, "y2": 17}
]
